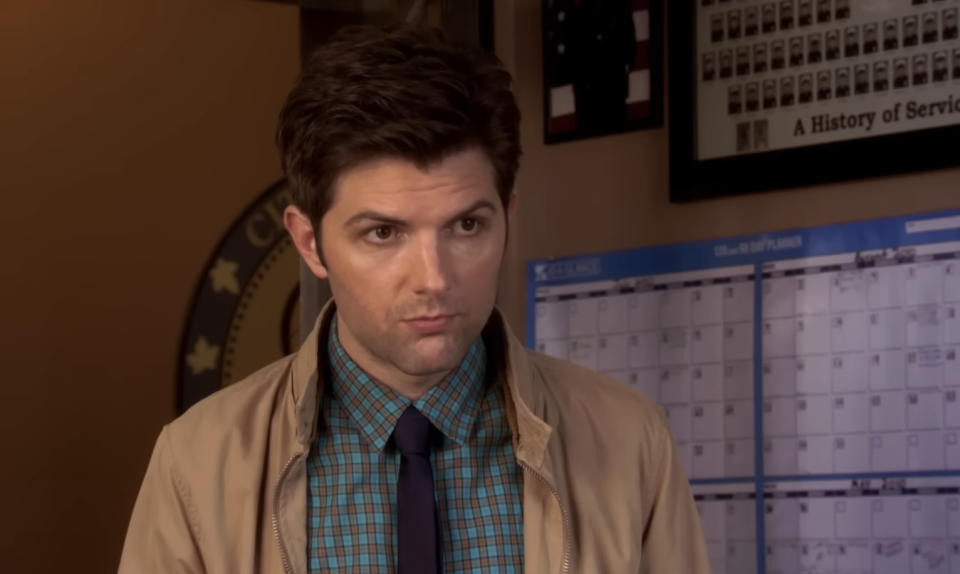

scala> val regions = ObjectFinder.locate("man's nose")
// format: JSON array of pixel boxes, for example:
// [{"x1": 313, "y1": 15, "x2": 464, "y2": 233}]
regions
[{"x1": 410, "y1": 233, "x2": 450, "y2": 296}]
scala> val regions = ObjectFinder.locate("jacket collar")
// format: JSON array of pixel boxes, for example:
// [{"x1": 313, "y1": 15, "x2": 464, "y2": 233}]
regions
[{"x1": 288, "y1": 300, "x2": 553, "y2": 471}]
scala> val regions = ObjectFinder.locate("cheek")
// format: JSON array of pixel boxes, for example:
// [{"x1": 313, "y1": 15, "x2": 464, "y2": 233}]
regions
[
  {"x1": 326, "y1": 260, "x2": 389, "y2": 311},
  {"x1": 453, "y1": 242, "x2": 504, "y2": 291}
]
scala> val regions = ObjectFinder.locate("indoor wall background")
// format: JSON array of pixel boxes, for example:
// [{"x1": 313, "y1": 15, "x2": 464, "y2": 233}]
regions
[
  {"x1": 0, "y1": 1, "x2": 298, "y2": 571},
  {"x1": 495, "y1": 0, "x2": 960, "y2": 332}
]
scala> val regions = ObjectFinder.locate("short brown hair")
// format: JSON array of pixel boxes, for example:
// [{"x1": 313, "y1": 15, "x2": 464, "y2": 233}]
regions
[{"x1": 276, "y1": 23, "x2": 521, "y2": 228}]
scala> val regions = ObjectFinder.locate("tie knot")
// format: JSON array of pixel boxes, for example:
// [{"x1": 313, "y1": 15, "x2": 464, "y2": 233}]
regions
[{"x1": 393, "y1": 406, "x2": 433, "y2": 456}]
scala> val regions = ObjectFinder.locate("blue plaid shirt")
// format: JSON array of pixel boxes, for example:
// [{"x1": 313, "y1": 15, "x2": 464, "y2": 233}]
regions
[{"x1": 307, "y1": 315, "x2": 524, "y2": 573}]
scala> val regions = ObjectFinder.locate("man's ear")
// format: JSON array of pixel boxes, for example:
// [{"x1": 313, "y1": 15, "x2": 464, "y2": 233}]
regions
[{"x1": 283, "y1": 205, "x2": 328, "y2": 279}]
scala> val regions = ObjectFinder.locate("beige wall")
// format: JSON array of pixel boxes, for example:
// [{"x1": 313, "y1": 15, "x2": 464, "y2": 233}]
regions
[
  {"x1": 0, "y1": 1, "x2": 298, "y2": 571},
  {"x1": 495, "y1": 0, "x2": 960, "y2": 332}
]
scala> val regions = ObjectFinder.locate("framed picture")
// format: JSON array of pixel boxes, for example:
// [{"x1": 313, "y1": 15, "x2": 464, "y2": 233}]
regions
[
  {"x1": 543, "y1": 0, "x2": 664, "y2": 143},
  {"x1": 669, "y1": 0, "x2": 960, "y2": 201}
]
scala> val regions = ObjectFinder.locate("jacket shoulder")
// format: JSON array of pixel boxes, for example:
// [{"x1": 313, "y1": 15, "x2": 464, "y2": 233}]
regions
[{"x1": 166, "y1": 353, "x2": 296, "y2": 456}]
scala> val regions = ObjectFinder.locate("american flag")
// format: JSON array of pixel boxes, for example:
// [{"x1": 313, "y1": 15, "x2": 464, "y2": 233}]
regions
[{"x1": 546, "y1": 0, "x2": 653, "y2": 135}]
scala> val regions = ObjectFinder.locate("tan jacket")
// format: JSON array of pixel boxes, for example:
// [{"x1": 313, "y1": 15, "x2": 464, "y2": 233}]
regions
[{"x1": 119, "y1": 304, "x2": 710, "y2": 573}]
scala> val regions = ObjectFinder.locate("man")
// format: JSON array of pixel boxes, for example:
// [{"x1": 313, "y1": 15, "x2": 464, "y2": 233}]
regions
[
  {"x1": 730, "y1": 84, "x2": 744, "y2": 114},
  {"x1": 790, "y1": 36, "x2": 805, "y2": 67},
  {"x1": 817, "y1": 0, "x2": 831, "y2": 23},
  {"x1": 763, "y1": 3, "x2": 777, "y2": 33},
  {"x1": 118, "y1": 23, "x2": 708, "y2": 574},
  {"x1": 826, "y1": 30, "x2": 840, "y2": 60},
  {"x1": 745, "y1": 6, "x2": 759, "y2": 36},
  {"x1": 754, "y1": 42, "x2": 768, "y2": 73},
  {"x1": 855, "y1": 64, "x2": 869, "y2": 95},
  {"x1": 728, "y1": 8, "x2": 743, "y2": 39},
  {"x1": 780, "y1": 0, "x2": 795, "y2": 30},
  {"x1": 845, "y1": 25, "x2": 860, "y2": 57},
  {"x1": 721, "y1": 48, "x2": 734, "y2": 78},
  {"x1": 895, "y1": 58, "x2": 909, "y2": 88},
  {"x1": 884, "y1": 19, "x2": 899, "y2": 51},
  {"x1": 873, "y1": 61, "x2": 889, "y2": 92},
  {"x1": 772, "y1": 40, "x2": 786, "y2": 69},
  {"x1": 818, "y1": 70, "x2": 833, "y2": 100},
  {"x1": 703, "y1": 51, "x2": 717, "y2": 82},
  {"x1": 835, "y1": 67, "x2": 851, "y2": 97},
  {"x1": 799, "y1": 73, "x2": 813, "y2": 103},
  {"x1": 798, "y1": 0, "x2": 812, "y2": 27},
  {"x1": 807, "y1": 33, "x2": 822, "y2": 63},
  {"x1": 764, "y1": 79, "x2": 778, "y2": 109},
  {"x1": 934, "y1": 51, "x2": 948, "y2": 82},
  {"x1": 781, "y1": 75, "x2": 796, "y2": 106},
  {"x1": 863, "y1": 23, "x2": 878, "y2": 54}
]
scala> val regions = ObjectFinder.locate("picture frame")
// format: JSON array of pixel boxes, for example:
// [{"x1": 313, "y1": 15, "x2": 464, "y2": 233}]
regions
[
  {"x1": 542, "y1": 0, "x2": 664, "y2": 144},
  {"x1": 669, "y1": 0, "x2": 960, "y2": 202}
]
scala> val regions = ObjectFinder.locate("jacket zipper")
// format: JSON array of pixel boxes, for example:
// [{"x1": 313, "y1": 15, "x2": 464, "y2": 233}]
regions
[
  {"x1": 272, "y1": 453, "x2": 302, "y2": 574},
  {"x1": 520, "y1": 461, "x2": 573, "y2": 574}
]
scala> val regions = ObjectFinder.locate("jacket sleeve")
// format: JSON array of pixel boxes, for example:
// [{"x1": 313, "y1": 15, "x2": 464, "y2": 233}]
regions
[
  {"x1": 118, "y1": 426, "x2": 205, "y2": 574},
  {"x1": 640, "y1": 416, "x2": 712, "y2": 574}
]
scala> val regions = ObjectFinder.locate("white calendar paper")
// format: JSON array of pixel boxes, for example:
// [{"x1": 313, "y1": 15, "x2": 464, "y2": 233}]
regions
[{"x1": 529, "y1": 209, "x2": 960, "y2": 574}]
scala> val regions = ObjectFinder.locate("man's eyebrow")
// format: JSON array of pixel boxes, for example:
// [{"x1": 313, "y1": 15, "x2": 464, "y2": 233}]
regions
[
  {"x1": 343, "y1": 211, "x2": 406, "y2": 228},
  {"x1": 445, "y1": 199, "x2": 498, "y2": 224},
  {"x1": 343, "y1": 199, "x2": 498, "y2": 228}
]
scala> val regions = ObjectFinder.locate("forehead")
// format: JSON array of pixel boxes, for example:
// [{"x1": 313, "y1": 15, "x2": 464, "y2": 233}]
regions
[{"x1": 329, "y1": 147, "x2": 498, "y2": 213}]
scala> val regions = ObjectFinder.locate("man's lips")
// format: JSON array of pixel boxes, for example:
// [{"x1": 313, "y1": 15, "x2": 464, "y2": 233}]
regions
[{"x1": 403, "y1": 314, "x2": 456, "y2": 333}]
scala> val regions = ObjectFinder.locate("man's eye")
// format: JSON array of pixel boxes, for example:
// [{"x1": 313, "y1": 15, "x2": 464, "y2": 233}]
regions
[
  {"x1": 369, "y1": 226, "x2": 395, "y2": 242},
  {"x1": 457, "y1": 218, "x2": 481, "y2": 234}
]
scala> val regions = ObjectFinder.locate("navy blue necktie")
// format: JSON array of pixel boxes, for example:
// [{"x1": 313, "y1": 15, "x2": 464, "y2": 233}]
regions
[{"x1": 393, "y1": 406, "x2": 441, "y2": 574}]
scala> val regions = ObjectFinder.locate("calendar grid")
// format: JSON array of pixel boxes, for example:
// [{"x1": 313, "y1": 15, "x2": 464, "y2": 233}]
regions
[{"x1": 528, "y1": 208, "x2": 960, "y2": 574}]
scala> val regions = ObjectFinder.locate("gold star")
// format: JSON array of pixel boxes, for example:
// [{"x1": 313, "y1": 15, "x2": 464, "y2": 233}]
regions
[
  {"x1": 186, "y1": 337, "x2": 220, "y2": 375},
  {"x1": 209, "y1": 258, "x2": 240, "y2": 294}
]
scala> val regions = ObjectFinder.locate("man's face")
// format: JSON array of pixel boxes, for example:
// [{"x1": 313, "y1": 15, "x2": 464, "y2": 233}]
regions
[{"x1": 311, "y1": 147, "x2": 509, "y2": 382}]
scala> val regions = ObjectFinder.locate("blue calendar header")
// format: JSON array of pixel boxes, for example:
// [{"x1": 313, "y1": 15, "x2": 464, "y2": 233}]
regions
[{"x1": 527, "y1": 208, "x2": 960, "y2": 289}]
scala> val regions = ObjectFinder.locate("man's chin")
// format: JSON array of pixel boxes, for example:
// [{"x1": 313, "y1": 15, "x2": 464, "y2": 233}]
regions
[{"x1": 397, "y1": 343, "x2": 464, "y2": 376}]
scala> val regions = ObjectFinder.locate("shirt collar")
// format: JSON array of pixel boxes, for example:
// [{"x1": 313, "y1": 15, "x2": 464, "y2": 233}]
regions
[{"x1": 327, "y1": 313, "x2": 486, "y2": 451}]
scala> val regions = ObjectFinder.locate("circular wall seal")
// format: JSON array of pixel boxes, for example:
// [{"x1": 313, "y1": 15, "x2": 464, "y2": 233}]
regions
[{"x1": 176, "y1": 180, "x2": 302, "y2": 414}]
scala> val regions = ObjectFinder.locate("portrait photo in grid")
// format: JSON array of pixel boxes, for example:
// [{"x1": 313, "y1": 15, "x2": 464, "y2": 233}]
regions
[
  {"x1": 884, "y1": 18, "x2": 899, "y2": 51},
  {"x1": 798, "y1": 72, "x2": 813, "y2": 103},
  {"x1": 895, "y1": 57, "x2": 909, "y2": 88},
  {"x1": 845, "y1": 25, "x2": 860, "y2": 57},
  {"x1": 763, "y1": 79, "x2": 778, "y2": 109},
  {"x1": 945, "y1": 8, "x2": 958, "y2": 40},
  {"x1": 827, "y1": 29, "x2": 841, "y2": 59},
  {"x1": 729, "y1": 9, "x2": 742, "y2": 40},
  {"x1": 808, "y1": 32, "x2": 823, "y2": 63},
  {"x1": 913, "y1": 53, "x2": 929, "y2": 85},
  {"x1": 873, "y1": 60, "x2": 889, "y2": 92},
  {"x1": 720, "y1": 48, "x2": 732, "y2": 78},
  {"x1": 835, "y1": 66, "x2": 851, "y2": 97},
  {"x1": 754, "y1": 43, "x2": 768, "y2": 73},
  {"x1": 737, "y1": 45, "x2": 751, "y2": 76},
  {"x1": 933, "y1": 50, "x2": 948, "y2": 82},
  {"x1": 780, "y1": 75, "x2": 795, "y2": 106},
  {"x1": 904, "y1": 14, "x2": 919, "y2": 47},
  {"x1": 864, "y1": 21, "x2": 879, "y2": 53},
  {"x1": 799, "y1": 0, "x2": 812, "y2": 27},
  {"x1": 817, "y1": 69, "x2": 833, "y2": 100},
  {"x1": 780, "y1": 0, "x2": 795, "y2": 30}
]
